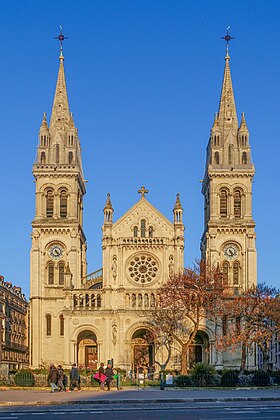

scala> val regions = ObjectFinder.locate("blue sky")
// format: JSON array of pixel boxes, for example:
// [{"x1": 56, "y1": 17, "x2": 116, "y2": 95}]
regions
[{"x1": 0, "y1": 0, "x2": 279, "y2": 296}]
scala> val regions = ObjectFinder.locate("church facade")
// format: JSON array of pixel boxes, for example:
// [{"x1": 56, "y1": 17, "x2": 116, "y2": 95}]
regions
[{"x1": 30, "y1": 43, "x2": 257, "y2": 371}]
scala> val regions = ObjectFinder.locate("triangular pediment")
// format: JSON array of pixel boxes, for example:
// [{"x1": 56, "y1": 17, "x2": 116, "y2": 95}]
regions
[{"x1": 112, "y1": 197, "x2": 174, "y2": 238}]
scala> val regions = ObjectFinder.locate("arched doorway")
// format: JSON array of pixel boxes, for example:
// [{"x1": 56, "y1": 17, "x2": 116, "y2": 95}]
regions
[
  {"x1": 131, "y1": 328, "x2": 154, "y2": 371},
  {"x1": 77, "y1": 330, "x2": 97, "y2": 370},
  {"x1": 188, "y1": 331, "x2": 210, "y2": 369}
]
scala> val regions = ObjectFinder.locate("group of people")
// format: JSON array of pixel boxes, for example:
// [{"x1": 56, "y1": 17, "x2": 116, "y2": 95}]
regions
[
  {"x1": 47, "y1": 362, "x2": 115, "y2": 392},
  {"x1": 47, "y1": 363, "x2": 81, "y2": 393}
]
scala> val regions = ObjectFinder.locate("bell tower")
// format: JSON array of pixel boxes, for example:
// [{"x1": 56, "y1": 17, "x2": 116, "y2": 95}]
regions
[
  {"x1": 201, "y1": 31, "x2": 257, "y2": 292},
  {"x1": 30, "y1": 32, "x2": 87, "y2": 368}
]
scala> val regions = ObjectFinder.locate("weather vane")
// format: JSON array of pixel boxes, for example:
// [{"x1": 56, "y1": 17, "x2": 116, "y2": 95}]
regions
[
  {"x1": 55, "y1": 26, "x2": 68, "y2": 54},
  {"x1": 221, "y1": 26, "x2": 234, "y2": 55}
]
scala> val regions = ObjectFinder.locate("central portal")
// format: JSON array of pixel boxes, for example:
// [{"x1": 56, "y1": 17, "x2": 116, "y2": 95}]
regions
[
  {"x1": 132, "y1": 328, "x2": 154, "y2": 371},
  {"x1": 77, "y1": 330, "x2": 98, "y2": 370}
]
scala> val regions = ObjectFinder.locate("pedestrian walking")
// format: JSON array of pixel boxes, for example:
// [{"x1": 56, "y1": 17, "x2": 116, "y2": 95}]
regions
[
  {"x1": 69, "y1": 363, "x2": 81, "y2": 391},
  {"x1": 104, "y1": 363, "x2": 114, "y2": 391},
  {"x1": 57, "y1": 365, "x2": 65, "y2": 391},
  {"x1": 47, "y1": 364, "x2": 59, "y2": 393},
  {"x1": 97, "y1": 362, "x2": 106, "y2": 391}
]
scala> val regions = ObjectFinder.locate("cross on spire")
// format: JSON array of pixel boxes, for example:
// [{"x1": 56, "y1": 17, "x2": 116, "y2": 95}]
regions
[
  {"x1": 138, "y1": 186, "x2": 149, "y2": 198},
  {"x1": 55, "y1": 26, "x2": 68, "y2": 57},
  {"x1": 221, "y1": 26, "x2": 234, "y2": 56}
]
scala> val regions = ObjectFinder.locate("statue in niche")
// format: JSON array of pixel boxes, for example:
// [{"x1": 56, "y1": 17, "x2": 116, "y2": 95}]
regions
[
  {"x1": 169, "y1": 255, "x2": 175, "y2": 277},
  {"x1": 112, "y1": 321, "x2": 117, "y2": 345},
  {"x1": 112, "y1": 255, "x2": 117, "y2": 280}
]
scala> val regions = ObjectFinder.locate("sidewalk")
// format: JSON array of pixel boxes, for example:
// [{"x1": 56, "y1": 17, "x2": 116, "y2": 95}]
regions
[{"x1": 1, "y1": 388, "x2": 280, "y2": 406}]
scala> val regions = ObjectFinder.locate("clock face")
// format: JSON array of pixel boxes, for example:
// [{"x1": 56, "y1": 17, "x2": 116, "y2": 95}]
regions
[
  {"x1": 49, "y1": 245, "x2": 63, "y2": 260},
  {"x1": 224, "y1": 244, "x2": 238, "y2": 260}
]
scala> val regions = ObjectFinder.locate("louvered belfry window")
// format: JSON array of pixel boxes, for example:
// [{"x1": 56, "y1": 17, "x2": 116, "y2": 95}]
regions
[
  {"x1": 59, "y1": 315, "x2": 64, "y2": 336},
  {"x1": 220, "y1": 190, "x2": 228, "y2": 218},
  {"x1": 222, "y1": 262, "x2": 229, "y2": 284},
  {"x1": 46, "y1": 315, "x2": 51, "y2": 336},
  {"x1": 58, "y1": 261, "x2": 65, "y2": 285},
  {"x1": 60, "y1": 190, "x2": 67, "y2": 218},
  {"x1": 234, "y1": 190, "x2": 242, "y2": 218},
  {"x1": 46, "y1": 190, "x2": 54, "y2": 218},
  {"x1": 48, "y1": 262, "x2": 54, "y2": 285},
  {"x1": 233, "y1": 261, "x2": 239, "y2": 285}
]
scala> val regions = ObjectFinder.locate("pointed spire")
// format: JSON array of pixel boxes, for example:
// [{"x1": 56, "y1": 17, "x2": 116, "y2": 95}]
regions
[
  {"x1": 173, "y1": 193, "x2": 183, "y2": 211},
  {"x1": 104, "y1": 193, "x2": 113, "y2": 210},
  {"x1": 239, "y1": 112, "x2": 248, "y2": 131},
  {"x1": 218, "y1": 52, "x2": 238, "y2": 131},
  {"x1": 40, "y1": 112, "x2": 49, "y2": 129},
  {"x1": 50, "y1": 48, "x2": 70, "y2": 128}
]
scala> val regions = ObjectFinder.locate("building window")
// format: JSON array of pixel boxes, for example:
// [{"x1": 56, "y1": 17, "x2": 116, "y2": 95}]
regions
[
  {"x1": 68, "y1": 151, "x2": 73, "y2": 164},
  {"x1": 234, "y1": 190, "x2": 242, "y2": 218},
  {"x1": 46, "y1": 190, "x2": 54, "y2": 218},
  {"x1": 41, "y1": 152, "x2": 46, "y2": 164},
  {"x1": 228, "y1": 144, "x2": 234, "y2": 165},
  {"x1": 60, "y1": 190, "x2": 68, "y2": 218},
  {"x1": 59, "y1": 314, "x2": 64, "y2": 336},
  {"x1": 48, "y1": 262, "x2": 54, "y2": 285},
  {"x1": 222, "y1": 315, "x2": 227, "y2": 336},
  {"x1": 58, "y1": 261, "x2": 65, "y2": 285},
  {"x1": 46, "y1": 315, "x2": 51, "y2": 336},
  {"x1": 222, "y1": 262, "x2": 229, "y2": 284},
  {"x1": 214, "y1": 151, "x2": 219, "y2": 164},
  {"x1": 148, "y1": 227, "x2": 153, "y2": 238},
  {"x1": 233, "y1": 261, "x2": 240, "y2": 285},
  {"x1": 220, "y1": 190, "x2": 228, "y2": 218},
  {"x1": 133, "y1": 226, "x2": 138, "y2": 237},
  {"x1": 55, "y1": 144, "x2": 60, "y2": 164},
  {"x1": 141, "y1": 219, "x2": 146, "y2": 237},
  {"x1": 236, "y1": 316, "x2": 241, "y2": 334},
  {"x1": 242, "y1": 152, "x2": 247, "y2": 164}
]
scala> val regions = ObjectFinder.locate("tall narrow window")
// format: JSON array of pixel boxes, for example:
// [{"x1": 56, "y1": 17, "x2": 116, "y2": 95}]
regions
[
  {"x1": 228, "y1": 144, "x2": 234, "y2": 165},
  {"x1": 222, "y1": 315, "x2": 227, "y2": 336},
  {"x1": 233, "y1": 261, "x2": 240, "y2": 285},
  {"x1": 48, "y1": 262, "x2": 54, "y2": 285},
  {"x1": 58, "y1": 261, "x2": 65, "y2": 285},
  {"x1": 41, "y1": 152, "x2": 46, "y2": 164},
  {"x1": 141, "y1": 219, "x2": 146, "y2": 237},
  {"x1": 242, "y1": 152, "x2": 247, "y2": 164},
  {"x1": 234, "y1": 190, "x2": 242, "y2": 218},
  {"x1": 68, "y1": 151, "x2": 73, "y2": 164},
  {"x1": 46, "y1": 315, "x2": 51, "y2": 336},
  {"x1": 222, "y1": 262, "x2": 229, "y2": 284},
  {"x1": 55, "y1": 144, "x2": 60, "y2": 164},
  {"x1": 60, "y1": 190, "x2": 68, "y2": 218},
  {"x1": 46, "y1": 190, "x2": 54, "y2": 218},
  {"x1": 220, "y1": 190, "x2": 228, "y2": 218},
  {"x1": 236, "y1": 316, "x2": 241, "y2": 334},
  {"x1": 59, "y1": 314, "x2": 64, "y2": 336},
  {"x1": 214, "y1": 151, "x2": 219, "y2": 164},
  {"x1": 133, "y1": 226, "x2": 138, "y2": 237}
]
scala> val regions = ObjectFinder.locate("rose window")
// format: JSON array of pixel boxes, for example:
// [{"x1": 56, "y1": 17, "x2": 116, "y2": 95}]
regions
[{"x1": 128, "y1": 255, "x2": 158, "y2": 284}]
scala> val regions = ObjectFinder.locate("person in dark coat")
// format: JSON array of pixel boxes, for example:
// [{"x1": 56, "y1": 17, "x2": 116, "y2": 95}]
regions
[
  {"x1": 47, "y1": 364, "x2": 59, "y2": 393},
  {"x1": 57, "y1": 365, "x2": 65, "y2": 391},
  {"x1": 98, "y1": 362, "x2": 105, "y2": 391},
  {"x1": 69, "y1": 363, "x2": 81, "y2": 391},
  {"x1": 104, "y1": 363, "x2": 114, "y2": 391}
]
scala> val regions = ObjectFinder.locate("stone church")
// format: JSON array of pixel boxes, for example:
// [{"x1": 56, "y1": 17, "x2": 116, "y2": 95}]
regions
[{"x1": 30, "y1": 41, "x2": 257, "y2": 371}]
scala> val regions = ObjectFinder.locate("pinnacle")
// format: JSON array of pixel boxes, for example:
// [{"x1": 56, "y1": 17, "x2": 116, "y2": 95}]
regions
[
  {"x1": 104, "y1": 193, "x2": 113, "y2": 209},
  {"x1": 239, "y1": 112, "x2": 248, "y2": 131},
  {"x1": 173, "y1": 193, "x2": 183, "y2": 210},
  {"x1": 40, "y1": 112, "x2": 49, "y2": 129}
]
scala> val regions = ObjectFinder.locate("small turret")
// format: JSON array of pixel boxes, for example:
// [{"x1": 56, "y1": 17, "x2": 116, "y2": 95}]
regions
[
  {"x1": 173, "y1": 193, "x2": 183, "y2": 224},
  {"x1": 38, "y1": 113, "x2": 50, "y2": 164},
  {"x1": 103, "y1": 193, "x2": 114, "y2": 224}
]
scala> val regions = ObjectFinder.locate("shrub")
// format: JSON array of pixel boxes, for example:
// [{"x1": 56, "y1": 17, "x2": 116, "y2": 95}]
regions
[
  {"x1": 14, "y1": 370, "x2": 35, "y2": 387},
  {"x1": 221, "y1": 370, "x2": 238, "y2": 387},
  {"x1": 253, "y1": 370, "x2": 270, "y2": 386},
  {"x1": 175, "y1": 375, "x2": 193, "y2": 387},
  {"x1": 190, "y1": 363, "x2": 216, "y2": 387}
]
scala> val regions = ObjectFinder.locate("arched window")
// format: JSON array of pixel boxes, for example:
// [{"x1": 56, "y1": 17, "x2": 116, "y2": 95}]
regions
[
  {"x1": 242, "y1": 152, "x2": 247, "y2": 164},
  {"x1": 214, "y1": 151, "x2": 219, "y2": 164},
  {"x1": 220, "y1": 189, "x2": 228, "y2": 218},
  {"x1": 234, "y1": 189, "x2": 242, "y2": 218},
  {"x1": 141, "y1": 219, "x2": 146, "y2": 237},
  {"x1": 46, "y1": 190, "x2": 54, "y2": 218},
  {"x1": 148, "y1": 227, "x2": 153, "y2": 238},
  {"x1": 222, "y1": 262, "x2": 229, "y2": 284},
  {"x1": 131, "y1": 294, "x2": 136, "y2": 308},
  {"x1": 48, "y1": 262, "x2": 54, "y2": 285},
  {"x1": 68, "y1": 151, "x2": 73, "y2": 164},
  {"x1": 55, "y1": 144, "x2": 60, "y2": 164},
  {"x1": 133, "y1": 226, "x2": 138, "y2": 237},
  {"x1": 60, "y1": 190, "x2": 68, "y2": 218},
  {"x1": 228, "y1": 144, "x2": 234, "y2": 165},
  {"x1": 46, "y1": 315, "x2": 51, "y2": 336},
  {"x1": 97, "y1": 294, "x2": 101, "y2": 308},
  {"x1": 233, "y1": 261, "x2": 240, "y2": 285},
  {"x1": 41, "y1": 152, "x2": 46, "y2": 164},
  {"x1": 59, "y1": 314, "x2": 64, "y2": 336},
  {"x1": 58, "y1": 261, "x2": 65, "y2": 285}
]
